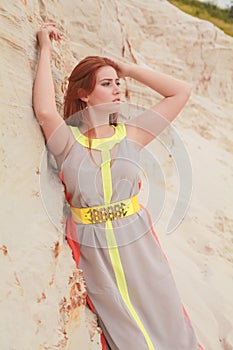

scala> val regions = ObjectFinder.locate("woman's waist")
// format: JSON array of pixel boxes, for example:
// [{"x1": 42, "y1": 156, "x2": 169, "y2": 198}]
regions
[{"x1": 70, "y1": 195, "x2": 140, "y2": 225}]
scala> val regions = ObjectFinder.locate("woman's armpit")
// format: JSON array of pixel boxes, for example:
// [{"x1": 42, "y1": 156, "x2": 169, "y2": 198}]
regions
[
  {"x1": 125, "y1": 109, "x2": 168, "y2": 148},
  {"x1": 46, "y1": 122, "x2": 75, "y2": 168}
]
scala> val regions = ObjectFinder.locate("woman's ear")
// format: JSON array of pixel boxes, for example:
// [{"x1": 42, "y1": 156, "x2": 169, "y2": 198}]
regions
[
  {"x1": 80, "y1": 96, "x2": 88, "y2": 103},
  {"x1": 77, "y1": 88, "x2": 89, "y2": 102}
]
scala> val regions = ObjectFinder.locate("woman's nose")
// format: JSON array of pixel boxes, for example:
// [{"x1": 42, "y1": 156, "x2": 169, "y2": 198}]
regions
[{"x1": 113, "y1": 83, "x2": 121, "y2": 93}]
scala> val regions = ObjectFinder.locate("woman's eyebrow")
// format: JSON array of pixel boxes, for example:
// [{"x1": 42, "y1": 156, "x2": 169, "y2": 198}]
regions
[{"x1": 99, "y1": 77, "x2": 120, "y2": 82}]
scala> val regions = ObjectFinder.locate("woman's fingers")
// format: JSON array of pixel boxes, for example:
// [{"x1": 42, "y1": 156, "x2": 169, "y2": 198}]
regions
[
  {"x1": 38, "y1": 23, "x2": 63, "y2": 43},
  {"x1": 49, "y1": 29, "x2": 62, "y2": 41},
  {"x1": 41, "y1": 22, "x2": 56, "y2": 29}
]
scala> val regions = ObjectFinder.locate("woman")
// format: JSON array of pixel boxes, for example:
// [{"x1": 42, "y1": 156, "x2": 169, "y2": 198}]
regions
[{"x1": 33, "y1": 23, "x2": 204, "y2": 350}]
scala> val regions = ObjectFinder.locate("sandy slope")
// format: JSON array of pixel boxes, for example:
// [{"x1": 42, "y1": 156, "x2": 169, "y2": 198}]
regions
[{"x1": 0, "y1": 0, "x2": 232, "y2": 349}]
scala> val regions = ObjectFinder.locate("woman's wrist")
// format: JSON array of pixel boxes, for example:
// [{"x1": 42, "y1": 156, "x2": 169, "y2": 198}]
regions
[
  {"x1": 116, "y1": 61, "x2": 131, "y2": 79},
  {"x1": 123, "y1": 63, "x2": 132, "y2": 78},
  {"x1": 39, "y1": 45, "x2": 52, "y2": 60},
  {"x1": 125, "y1": 63, "x2": 147, "y2": 80},
  {"x1": 120, "y1": 63, "x2": 133, "y2": 78}
]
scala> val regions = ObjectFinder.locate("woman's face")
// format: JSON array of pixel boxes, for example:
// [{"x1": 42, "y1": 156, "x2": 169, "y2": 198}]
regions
[{"x1": 85, "y1": 66, "x2": 121, "y2": 106}]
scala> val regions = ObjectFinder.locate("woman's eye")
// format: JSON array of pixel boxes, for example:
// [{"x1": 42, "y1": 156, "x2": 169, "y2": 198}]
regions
[
  {"x1": 101, "y1": 81, "x2": 120, "y2": 87},
  {"x1": 102, "y1": 82, "x2": 110, "y2": 87}
]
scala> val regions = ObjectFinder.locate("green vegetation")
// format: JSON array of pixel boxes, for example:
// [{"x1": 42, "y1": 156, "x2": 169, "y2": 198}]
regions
[{"x1": 167, "y1": 0, "x2": 233, "y2": 37}]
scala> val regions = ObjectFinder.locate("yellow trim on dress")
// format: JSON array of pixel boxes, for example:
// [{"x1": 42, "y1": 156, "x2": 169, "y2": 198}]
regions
[{"x1": 69, "y1": 123, "x2": 155, "y2": 350}]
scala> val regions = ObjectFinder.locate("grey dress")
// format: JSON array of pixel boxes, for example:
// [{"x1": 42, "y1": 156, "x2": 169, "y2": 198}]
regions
[{"x1": 48, "y1": 118, "x2": 203, "y2": 350}]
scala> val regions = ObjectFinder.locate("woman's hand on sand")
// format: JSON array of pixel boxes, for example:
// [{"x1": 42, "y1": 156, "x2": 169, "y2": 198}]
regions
[{"x1": 36, "y1": 23, "x2": 63, "y2": 51}]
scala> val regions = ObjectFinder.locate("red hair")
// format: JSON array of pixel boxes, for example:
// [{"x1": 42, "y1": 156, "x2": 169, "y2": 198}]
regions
[{"x1": 64, "y1": 56, "x2": 119, "y2": 125}]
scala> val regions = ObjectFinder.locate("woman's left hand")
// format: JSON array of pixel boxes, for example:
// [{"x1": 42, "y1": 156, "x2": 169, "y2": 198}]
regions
[{"x1": 37, "y1": 23, "x2": 63, "y2": 52}]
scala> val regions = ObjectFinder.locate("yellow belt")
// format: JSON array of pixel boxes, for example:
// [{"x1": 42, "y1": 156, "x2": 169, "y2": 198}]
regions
[{"x1": 71, "y1": 195, "x2": 140, "y2": 224}]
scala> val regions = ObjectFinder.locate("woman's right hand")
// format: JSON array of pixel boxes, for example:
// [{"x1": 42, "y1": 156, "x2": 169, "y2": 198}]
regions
[{"x1": 36, "y1": 23, "x2": 63, "y2": 51}]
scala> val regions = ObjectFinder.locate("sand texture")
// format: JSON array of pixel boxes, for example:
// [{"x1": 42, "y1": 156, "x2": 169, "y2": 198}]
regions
[{"x1": 0, "y1": 1, "x2": 232, "y2": 349}]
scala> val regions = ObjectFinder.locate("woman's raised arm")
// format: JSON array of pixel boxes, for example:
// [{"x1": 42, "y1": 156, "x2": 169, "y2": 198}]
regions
[
  {"x1": 33, "y1": 23, "x2": 64, "y2": 141},
  {"x1": 117, "y1": 61, "x2": 192, "y2": 146}
]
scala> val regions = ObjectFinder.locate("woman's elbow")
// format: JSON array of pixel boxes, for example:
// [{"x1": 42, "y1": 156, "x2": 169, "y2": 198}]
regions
[
  {"x1": 183, "y1": 83, "x2": 193, "y2": 98},
  {"x1": 33, "y1": 107, "x2": 58, "y2": 123},
  {"x1": 33, "y1": 108, "x2": 48, "y2": 123},
  {"x1": 179, "y1": 83, "x2": 192, "y2": 105}
]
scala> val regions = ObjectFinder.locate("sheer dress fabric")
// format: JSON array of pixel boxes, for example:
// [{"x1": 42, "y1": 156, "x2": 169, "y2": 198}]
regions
[{"x1": 46, "y1": 117, "x2": 202, "y2": 350}]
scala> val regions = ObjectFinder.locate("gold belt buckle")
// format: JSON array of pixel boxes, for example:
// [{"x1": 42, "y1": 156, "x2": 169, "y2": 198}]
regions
[{"x1": 87, "y1": 202, "x2": 128, "y2": 224}]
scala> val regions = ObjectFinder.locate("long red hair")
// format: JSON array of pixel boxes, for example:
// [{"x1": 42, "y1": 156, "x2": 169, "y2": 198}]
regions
[{"x1": 64, "y1": 56, "x2": 119, "y2": 126}]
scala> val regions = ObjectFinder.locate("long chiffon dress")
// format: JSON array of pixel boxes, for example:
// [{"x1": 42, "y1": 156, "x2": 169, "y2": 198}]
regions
[{"x1": 47, "y1": 114, "x2": 204, "y2": 350}]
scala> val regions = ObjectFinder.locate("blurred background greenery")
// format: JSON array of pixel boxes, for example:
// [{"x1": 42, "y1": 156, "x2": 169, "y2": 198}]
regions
[{"x1": 167, "y1": 0, "x2": 233, "y2": 36}]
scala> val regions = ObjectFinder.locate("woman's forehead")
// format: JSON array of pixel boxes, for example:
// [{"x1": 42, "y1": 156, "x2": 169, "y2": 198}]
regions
[{"x1": 96, "y1": 66, "x2": 118, "y2": 80}]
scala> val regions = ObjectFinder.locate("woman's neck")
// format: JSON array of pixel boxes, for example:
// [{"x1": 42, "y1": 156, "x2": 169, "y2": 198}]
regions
[
  {"x1": 81, "y1": 123, "x2": 115, "y2": 139},
  {"x1": 81, "y1": 103, "x2": 118, "y2": 138}
]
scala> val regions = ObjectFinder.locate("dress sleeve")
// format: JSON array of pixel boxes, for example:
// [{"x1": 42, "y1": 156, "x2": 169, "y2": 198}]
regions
[{"x1": 46, "y1": 121, "x2": 75, "y2": 170}]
